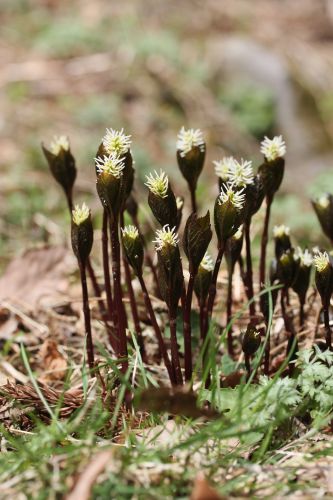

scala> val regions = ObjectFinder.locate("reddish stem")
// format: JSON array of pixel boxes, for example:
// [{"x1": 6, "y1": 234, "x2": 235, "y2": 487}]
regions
[
  {"x1": 79, "y1": 262, "x2": 95, "y2": 370},
  {"x1": 183, "y1": 273, "x2": 195, "y2": 381},
  {"x1": 244, "y1": 220, "x2": 256, "y2": 319},
  {"x1": 259, "y1": 196, "x2": 273, "y2": 292},
  {"x1": 110, "y1": 216, "x2": 128, "y2": 374},
  {"x1": 169, "y1": 308, "x2": 183, "y2": 385},
  {"x1": 137, "y1": 274, "x2": 175, "y2": 384}
]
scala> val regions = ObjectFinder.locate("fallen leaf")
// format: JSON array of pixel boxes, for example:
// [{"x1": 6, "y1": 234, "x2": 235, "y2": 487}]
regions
[
  {"x1": 38, "y1": 339, "x2": 67, "y2": 382},
  {"x1": 0, "y1": 246, "x2": 75, "y2": 310},
  {"x1": 68, "y1": 450, "x2": 113, "y2": 500},
  {"x1": 191, "y1": 473, "x2": 224, "y2": 500}
]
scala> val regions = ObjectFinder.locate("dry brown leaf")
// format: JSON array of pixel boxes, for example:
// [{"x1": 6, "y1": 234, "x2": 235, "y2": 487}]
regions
[
  {"x1": 38, "y1": 339, "x2": 67, "y2": 382},
  {"x1": 191, "y1": 473, "x2": 224, "y2": 500},
  {"x1": 67, "y1": 450, "x2": 113, "y2": 500},
  {"x1": 0, "y1": 246, "x2": 74, "y2": 310}
]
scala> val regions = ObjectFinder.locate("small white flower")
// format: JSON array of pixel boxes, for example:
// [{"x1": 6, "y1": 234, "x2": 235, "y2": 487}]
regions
[
  {"x1": 295, "y1": 247, "x2": 312, "y2": 267},
  {"x1": 153, "y1": 225, "x2": 179, "y2": 251},
  {"x1": 95, "y1": 153, "x2": 125, "y2": 178},
  {"x1": 316, "y1": 194, "x2": 330, "y2": 209},
  {"x1": 50, "y1": 135, "x2": 69, "y2": 155},
  {"x1": 102, "y1": 128, "x2": 131, "y2": 156},
  {"x1": 273, "y1": 225, "x2": 290, "y2": 238},
  {"x1": 177, "y1": 127, "x2": 205, "y2": 157},
  {"x1": 200, "y1": 252, "x2": 214, "y2": 272},
  {"x1": 260, "y1": 135, "x2": 286, "y2": 161},
  {"x1": 218, "y1": 182, "x2": 245, "y2": 210},
  {"x1": 72, "y1": 203, "x2": 90, "y2": 225},
  {"x1": 145, "y1": 170, "x2": 169, "y2": 198},
  {"x1": 213, "y1": 157, "x2": 236, "y2": 182},
  {"x1": 313, "y1": 251, "x2": 330, "y2": 272},
  {"x1": 228, "y1": 158, "x2": 254, "y2": 187},
  {"x1": 121, "y1": 225, "x2": 139, "y2": 239}
]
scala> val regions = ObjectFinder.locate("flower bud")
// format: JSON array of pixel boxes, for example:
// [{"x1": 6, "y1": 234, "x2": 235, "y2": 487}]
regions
[
  {"x1": 314, "y1": 251, "x2": 333, "y2": 308},
  {"x1": 194, "y1": 253, "x2": 213, "y2": 303},
  {"x1": 242, "y1": 324, "x2": 261, "y2": 356},
  {"x1": 153, "y1": 226, "x2": 183, "y2": 311},
  {"x1": 145, "y1": 170, "x2": 178, "y2": 227},
  {"x1": 243, "y1": 174, "x2": 266, "y2": 221},
  {"x1": 42, "y1": 136, "x2": 76, "y2": 201},
  {"x1": 176, "y1": 127, "x2": 205, "y2": 192},
  {"x1": 273, "y1": 225, "x2": 291, "y2": 260},
  {"x1": 225, "y1": 225, "x2": 243, "y2": 274},
  {"x1": 71, "y1": 203, "x2": 93, "y2": 264},
  {"x1": 292, "y1": 248, "x2": 312, "y2": 302},
  {"x1": 95, "y1": 154, "x2": 125, "y2": 219},
  {"x1": 183, "y1": 211, "x2": 212, "y2": 274},
  {"x1": 258, "y1": 136, "x2": 286, "y2": 198},
  {"x1": 122, "y1": 225, "x2": 144, "y2": 276},
  {"x1": 312, "y1": 194, "x2": 333, "y2": 243},
  {"x1": 277, "y1": 249, "x2": 297, "y2": 288},
  {"x1": 214, "y1": 183, "x2": 245, "y2": 242}
]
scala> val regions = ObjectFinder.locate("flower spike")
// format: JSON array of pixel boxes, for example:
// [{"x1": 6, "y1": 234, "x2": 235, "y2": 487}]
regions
[
  {"x1": 102, "y1": 128, "x2": 131, "y2": 156},
  {"x1": 177, "y1": 127, "x2": 205, "y2": 157},
  {"x1": 95, "y1": 153, "x2": 125, "y2": 178},
  {"x1": 260, "y1": 135, "x2": 286, "y2": 161},
  {"x1": 145, "y1": 170, "x2": 169, "y2": 199}
]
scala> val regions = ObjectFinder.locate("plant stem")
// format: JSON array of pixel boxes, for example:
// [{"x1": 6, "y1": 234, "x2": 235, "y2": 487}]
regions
[
  {"x1": 324, "y1": 306, "x2": 332, "y2": 349},
  {"x1": 101, "y1": 209, "x2": 118, "y2": 352},
  {"x1": 244, "y1": 353, "x2": 251, "y2": 381},
  {"x1": 123, "y1": 255, "x2": 146, "y2": 360},
  {"x1": 169, "y1": 308, "x2": 183, "y2": 385},
  {"x1": 190, "y1": 186, "x2": 197, "y2": 214},
  {"x1": 226, "y1": 269, "x2": 234, "y2": 356},
  {"x1": 183, "y1": 272, "x2": 195, "y2": 381},
  {"x1": 66, "y1": 192, "x2": 107, "y2": 319},
  {"x1": 259, "y1": 196, "x2": 273, "y2": 292},
  {"x1": 137, "y1": 274, "x2": 175, "y2": 384},
  {"x1": 110, "y1": 215, "x2": 128, "y2": 374},
  {"x1": 299, "y1": 298, "x2": 305, "y2": 328},
  {"x1": 264, "y1": 331, "x2": 270, "y2": 376},
  {"x1": 131, "y1": 212, "x2": 160, "y2": 297},
  {"x1": 206, "y1": 240, "x2": 226, "y2": 322},
  {"x1": 244, "y1": 220, "x2": 256, "y2": 319},
  {"x1": 79, "y1": 262, "x2": 95, "y2": 370}
]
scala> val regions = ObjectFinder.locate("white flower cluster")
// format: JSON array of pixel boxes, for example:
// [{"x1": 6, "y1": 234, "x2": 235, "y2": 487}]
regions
[
  {"x1": 218, "y1": 182, "x2": 245, "y2": 210},
  {"x1": 153, "y1": 225, "x2": 179, "y2": 251},
  {"x1": 260, "y1": 135, "x2": 286, "y2": 161},
  {"x1": 214, "y1": 157, "x2": 254, "y2": 188},
  {"x1": 121, "y1": 225, "x2": 139, "y2": 239},
  {"x1": 72, "y1": 202, "x2": 90, "y2": 225},
  {"x1": 50, "y1": 135, "x2": 70, "y2": 155},
  {"x1": 95, "y1": 128, "x2": 131, "y2": 178},
  {"x1": 295, "y1": 247, "x2": 312, "y2": 267},
  {"x1": 103, "y1": 128, "x2": 131, "y2": 156},
  {"x1": 95, "y1": 154, "x2": 125, "y2": 178},
  {"x1": 273, "y1": 225, "x2": 290, "y2": 238},
  {"x1": 177, "y1": 127, "x2": 205, "y2": 157},
  {"x1": 145, "y1": 170, "x2": 169, "y2": 199},
  {"x1": 313, "y1": 251, "x2": 330, "y2": 272}
]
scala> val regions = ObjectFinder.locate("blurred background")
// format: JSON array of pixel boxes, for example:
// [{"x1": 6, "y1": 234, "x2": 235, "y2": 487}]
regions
[{"x1": 1, "y1": 0, "x2": 333, "y2": 264}]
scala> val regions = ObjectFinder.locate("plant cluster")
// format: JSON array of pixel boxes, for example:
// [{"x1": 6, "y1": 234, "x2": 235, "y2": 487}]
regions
[{"x1": 42, "y1": 128, "x2": 333, "y2": 392}]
